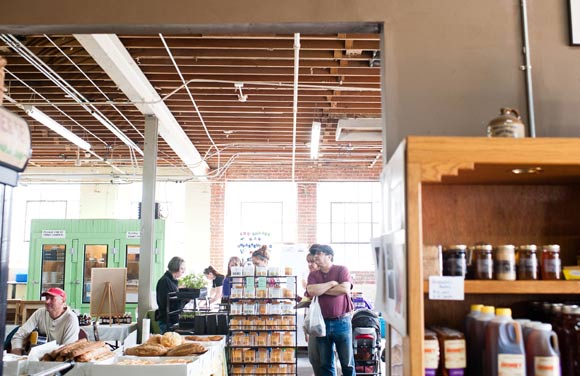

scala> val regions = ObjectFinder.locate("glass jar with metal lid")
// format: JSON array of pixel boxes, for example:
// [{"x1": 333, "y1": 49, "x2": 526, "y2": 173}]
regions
[
  {"x1": 442, "y1": 245, "x2": 467, "y2": 277},
  {"x1": 472, "y1": 244, "x2": 493, "y2": 280},
  {"x1": 517, "y1": 245, "x2": 539, "y2": 280},
  {"x1": 541, "y1": 244, "x2": 562, "y2": 280},
  {"x1": 494, "y1": 244, "x2": 516, "y2": 281}
]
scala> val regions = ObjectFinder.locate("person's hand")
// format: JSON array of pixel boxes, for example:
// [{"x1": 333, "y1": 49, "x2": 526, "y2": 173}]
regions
[{"x1": 331, "y1": 281, "x2": 339, "y2": 287}]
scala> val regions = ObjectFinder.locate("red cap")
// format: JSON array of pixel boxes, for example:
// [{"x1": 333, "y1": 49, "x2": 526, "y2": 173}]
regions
[{"x1": 41, "y1": 287, "x2": 66, "y2": 301}]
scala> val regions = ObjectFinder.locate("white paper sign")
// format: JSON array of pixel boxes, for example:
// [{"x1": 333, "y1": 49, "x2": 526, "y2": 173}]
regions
[
  {"x1": 41, "y1": 230, "x2": 66, "y2": 239},
  {"x1": 428, "y1": 276, "x2": 464, "y2": 300},
  {"x1": 126, "y1": 231, "x2": 141, "y2": 239}
]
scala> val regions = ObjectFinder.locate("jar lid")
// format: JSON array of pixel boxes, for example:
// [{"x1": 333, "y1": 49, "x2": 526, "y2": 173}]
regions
[
  {"x1": 496, "y1": 308, "x2": 512, "y2": 317},
  {"x1": 443, "y1": 245, "x2": 467, "y2": 251},
  {"x1": 542, "y1": 244, "x2": 560, "y2": 252},
  {"x1": 495, "y1": 244, "x2": 515, "y2": 251},
  {"x1": 517, "y1": 244, "x2": 537, "y2": 251},
  {"x1": 471, "y1": 244, "x2": 492, "y2": 251},
  {"x1": 562, "y1": 304, "x2": 579, "y2": 314}
]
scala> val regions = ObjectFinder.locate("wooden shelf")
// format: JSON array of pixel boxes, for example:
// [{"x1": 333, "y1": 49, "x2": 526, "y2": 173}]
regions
[{"x1": 423, "y1": 280, "x2": 580, "y2": 294}]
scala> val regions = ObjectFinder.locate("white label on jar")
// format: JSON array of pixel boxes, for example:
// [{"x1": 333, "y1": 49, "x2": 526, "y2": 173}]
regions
[
  {"x1": 477, "y1": 259, "x2": 493, "y2": 271},
  {"x1": 534, "y1": 356, "x2": 559, "y2": 376},
  {"x1": 496, "y1": 260, "x2": 516, "y2": 280},
  {"x1": 519, "y1": 258, "x2": 538, "y2": 270},
  {"x1": 444, "y1": 339, "x2": 466, "y2": 369},
  {"x1": 543, "y1": 259, "x2": 561, "y2": 273},
  {"x1": 498, "y1": 354, "x2": 525, "y2": 376},
  {"x1": 424, "y1": 339, "x2": 439, "y2": 369}
]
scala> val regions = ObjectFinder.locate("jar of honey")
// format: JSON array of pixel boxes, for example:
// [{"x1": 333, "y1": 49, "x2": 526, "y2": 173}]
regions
[
  {"x1": 442, "y1": 245, "x2": 467, "y2": 277},
  {"x1": 541, "y1": 244, "x2": 562, "y2": 280},
  {"x1": 517, "y1": 245, "x2": 538, "y2": 280},
  {"x1": 473, "y1": 244, "x2": 493, "y2": 280}
]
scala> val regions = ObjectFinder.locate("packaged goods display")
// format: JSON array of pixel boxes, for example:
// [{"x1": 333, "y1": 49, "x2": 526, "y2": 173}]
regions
[
  {"x1": 227, "y1": 272, "x2": 297, "y2": 375},
  {"x1": 517, "y1": 245, "x2": 539, "y2": 280},
  {"x1": 386, "y1": 137, "x2": 580, "y2": 375},
  {"x1": 524, "y1": 323, "x2": 560, "y2": 376},
  {"x1": 484, "y1": 308, "x2": 526, "y2": 376},
  {"x1": 541, "y1": 245, "x2": 562, "y2": 280},
  {"x1": 429, "y1": 326, "x2": 466, "y2": 376},
  {"x1": 424, "y1": 329, "x2": 440, "y2": 376},
  {"x1": 430, "y1": 242, "x2": 573, "y2": 281},
  {"x1": 472, "y1": 245, "x2": 493, "y2": 280},
  {"x1": 442, "y1": 245, "x2": 468, "y2": 277},
  {"x1": 494, "y1": 245, "x2": 517, "y2": 281}
]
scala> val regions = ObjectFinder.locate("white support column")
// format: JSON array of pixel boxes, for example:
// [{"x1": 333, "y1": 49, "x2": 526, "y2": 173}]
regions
[{"x1": 138, "y1": 115, "x2": 158, "y2": 340}]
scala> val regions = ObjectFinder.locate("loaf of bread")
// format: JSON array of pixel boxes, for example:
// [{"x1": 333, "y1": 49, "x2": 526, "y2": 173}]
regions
[
  {"x1": 146, "y1": 334, "x2": 162, "y2": 345},
  {"x1": 184, "y1": 335, "x2": 223, "y2": 342},
  {"x1": 70, "y1": 341, "x2": 106, "y2": 358},
  {"x1": 124, "y1": 343, "x2": 168, "y2": 356},
  {"x1": 49, "y1": 338, "x2": 88, "y2": 359},
  {"x1": 160, "y1": 331, "x2": 183, "y2": 348},
  {"x1": 75, "y1": 345, "x2": 111, "y2": 362},
  {"x1": 166, "y1": 342, "x2": 207, "y2": 357}
]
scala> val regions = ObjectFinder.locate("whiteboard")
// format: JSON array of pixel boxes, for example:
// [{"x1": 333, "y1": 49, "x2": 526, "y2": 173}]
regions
[{"x1": 570, "y1": 0, "x2": 580, "y2": 45}]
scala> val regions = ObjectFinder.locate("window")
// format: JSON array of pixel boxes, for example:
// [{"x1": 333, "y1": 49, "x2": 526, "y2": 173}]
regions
[
  {"x1": 240, "y1": 202, "x2": 284, "y2": 243},
  {"x1": 225, "y1": 182, "x2": 297, "y2": 266},
  {"x1": 317, "y1": 182, "x2": 381, "y2": 270}
]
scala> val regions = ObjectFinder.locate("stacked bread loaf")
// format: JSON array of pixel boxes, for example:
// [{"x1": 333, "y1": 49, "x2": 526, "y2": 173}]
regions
[
  {"x1": 123, "y1": 332, "x2": 207, "y2": 357},
  {"x1": 41, "y1": 339, "x2": 113, "y2": 362}
]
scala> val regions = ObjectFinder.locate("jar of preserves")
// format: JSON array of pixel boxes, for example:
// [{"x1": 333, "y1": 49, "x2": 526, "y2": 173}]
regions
[
  {"x1": 494, "y1": 245, "x2": 516, "y2": 281},
  {"x1": 442, "y1": 245, "x2": 467, "y2": 277},
  {"x1": 517, "y1": 245, "x2": 539, "y2": 280},
  {"x1": 473, "y1": 244, "x2": 493, "y2": 280},
  {"x1": 541, "y1": 244, "x2": 562, "y2": 280}
]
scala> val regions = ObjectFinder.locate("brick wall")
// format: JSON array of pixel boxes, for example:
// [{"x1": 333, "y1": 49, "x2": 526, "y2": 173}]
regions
[{"x1": 209, "y1": 182, "x2": 225, "y2": 269}]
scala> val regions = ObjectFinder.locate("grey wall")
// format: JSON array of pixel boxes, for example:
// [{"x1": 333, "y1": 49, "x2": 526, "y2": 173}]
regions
[{"x1": 1, "y1": 0, "x2": 579, "y2": 159}]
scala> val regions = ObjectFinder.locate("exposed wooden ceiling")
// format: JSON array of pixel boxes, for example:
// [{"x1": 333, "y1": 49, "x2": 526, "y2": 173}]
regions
[{"x1": 0, "y1": 33, "x2": 382, "y2": 179}]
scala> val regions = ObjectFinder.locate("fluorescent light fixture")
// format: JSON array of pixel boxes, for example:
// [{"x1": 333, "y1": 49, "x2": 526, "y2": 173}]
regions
[
  {"x1": 91, "y1": 111, "x2": 143, "y2": 156},
  {"x1": 310, "y1": 121, "x2": 321, "y2": 159},
  {"x1": 24, "y1": 105, "x2": 91, "y2": 151}
]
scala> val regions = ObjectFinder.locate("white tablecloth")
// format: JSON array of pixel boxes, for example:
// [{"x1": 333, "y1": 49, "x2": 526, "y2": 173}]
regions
[{"x1": 80, "y1": 323, "x2": 137, "y2": 343}]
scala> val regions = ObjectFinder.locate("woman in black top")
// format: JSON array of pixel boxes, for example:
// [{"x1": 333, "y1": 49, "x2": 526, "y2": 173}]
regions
[
  {"x1": 156, "y1": 256, "x2": 186, "y2": 333},
  {"x1": 203, "y1": 265, "x2": 225, "y2": 305}
]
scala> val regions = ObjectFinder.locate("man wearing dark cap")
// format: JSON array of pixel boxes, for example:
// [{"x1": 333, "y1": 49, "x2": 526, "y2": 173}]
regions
[
  {"x1": 307, "y1": 244, "x2": 355, "y2": 376},
  {"x1": 11, "y1": 287, "x2": 80, "y2": 354}
]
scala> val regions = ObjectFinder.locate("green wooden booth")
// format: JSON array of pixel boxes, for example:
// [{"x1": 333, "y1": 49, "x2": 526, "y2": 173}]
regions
[{"x1": 26, "y1": 219, "x2": 165, "y2": 317}]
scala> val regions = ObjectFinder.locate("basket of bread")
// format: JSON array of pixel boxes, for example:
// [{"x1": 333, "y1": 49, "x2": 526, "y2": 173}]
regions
[
  {"x1": 40, "y1": 339, "x2": 113, "y2": 362},
  {"x1": 124, "y1": 332, "x2": 208, "y2": 357}
]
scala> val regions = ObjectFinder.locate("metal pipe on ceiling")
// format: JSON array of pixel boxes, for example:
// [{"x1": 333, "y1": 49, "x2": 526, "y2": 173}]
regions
[
  {"x1": 520, "y1": 0, "x2": 536, "y2": 137},
  {"x1": 291, "y1": 33, "x2": 300, "y2": 181},
  {"x1": 159, "y1": 33, "x2": 221, "y2": 172},
  {"x1": 0, "y1": 34, "x2": 144, "y2": 155}
]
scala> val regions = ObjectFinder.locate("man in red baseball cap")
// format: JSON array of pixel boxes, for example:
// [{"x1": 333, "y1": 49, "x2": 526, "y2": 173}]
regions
[{"x1": 11, "y1": 287, "x2": 79, "y2": 354}]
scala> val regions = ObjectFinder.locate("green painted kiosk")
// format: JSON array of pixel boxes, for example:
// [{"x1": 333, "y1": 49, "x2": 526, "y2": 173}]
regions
[{"x1": 26, "y1": 219, "x2": 165, "y2": 317}]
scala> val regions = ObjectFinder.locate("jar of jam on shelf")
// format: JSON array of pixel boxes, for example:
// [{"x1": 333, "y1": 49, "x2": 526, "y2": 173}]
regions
[
  {"x1": 494, "y1": 245, "x2": 516, "y2": 281},
  {"x1": 517, "y1": 245, "x2": 539, "y2": 280},
  {"x1": 473, "y1": 244, "x2": 494, "y2": 280},
  {"x1": 541, "y1": 244, "x2": 562, "y2": 280},
  {"x1": 442, "y1": 245, "x2": 467, "y2": 277}
]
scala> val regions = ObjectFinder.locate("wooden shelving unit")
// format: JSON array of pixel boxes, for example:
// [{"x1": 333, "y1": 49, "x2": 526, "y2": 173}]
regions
[{"x1": 383, "y1": 136, "x2": 580, "y2": 376}]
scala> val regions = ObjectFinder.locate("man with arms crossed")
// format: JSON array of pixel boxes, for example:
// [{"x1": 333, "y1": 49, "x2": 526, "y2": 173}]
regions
[
  {"x1": 307, "y1": 244, "x2": 355, "y2": 376},
  {"x1": 11, "y1": 287, "x2": 79, "y2": 354}
]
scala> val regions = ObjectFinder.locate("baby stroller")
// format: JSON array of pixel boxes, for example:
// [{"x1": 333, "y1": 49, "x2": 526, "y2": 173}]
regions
[{"x1": 352, "y1": 309, "x2": 382, "y2": 375}]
